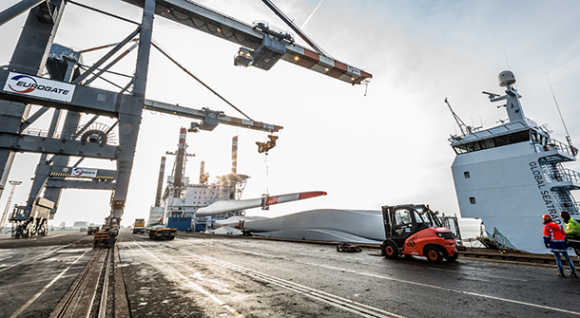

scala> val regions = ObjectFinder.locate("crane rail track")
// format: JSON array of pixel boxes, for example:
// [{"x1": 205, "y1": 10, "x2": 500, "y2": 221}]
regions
[{"x1": 49, "y1": 248, "x2": 111, "y2": 318}]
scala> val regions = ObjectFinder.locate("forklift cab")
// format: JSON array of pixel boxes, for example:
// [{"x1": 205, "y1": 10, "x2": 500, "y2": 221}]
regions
[{"x1": 383, "y1": 204, "x2": 442, "y2": 246}]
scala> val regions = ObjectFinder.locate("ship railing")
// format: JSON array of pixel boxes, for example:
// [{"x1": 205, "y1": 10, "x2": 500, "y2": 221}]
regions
[
  {"x1": 559, "y1": 168, "x2": 580, "y2": 184},
  {"x1": 559, "y1": 202, "x2": 580, "y2": 216},
  {"x1": 548, "y1": 167, "x2": 580, "y2": 183},
  {"x1": 538, "y1": 138, "x2": 577, "y2": 157}
]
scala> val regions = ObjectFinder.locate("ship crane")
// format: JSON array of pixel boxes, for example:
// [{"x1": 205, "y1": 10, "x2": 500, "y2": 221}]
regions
[
  {"x1": 445, "y1": 98, "x2": 471, "y2": 137},
  {"x1": 547, "y1": 76, "x2": 578, "y2": 156}
]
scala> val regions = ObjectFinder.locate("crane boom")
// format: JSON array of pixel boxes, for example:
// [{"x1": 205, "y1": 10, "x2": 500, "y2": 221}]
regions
[
  {"x1": 143, "y1": 99, "x2": 283, "y2": 133},
  {"x1": 121, "y1": 0, "x2": 372, "y2": 84},
  {"x1": 260, "y1": 0, "x2": 332, "y2": 59},
  {"x1": 445, "y1": 98, "x2": 470, "y2": 137}
]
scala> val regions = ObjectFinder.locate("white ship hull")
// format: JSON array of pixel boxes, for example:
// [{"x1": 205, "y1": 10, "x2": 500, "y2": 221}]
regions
[
  {"x1": 450, "y1": 70, "x2": 580, "y2": 254},
  {"x1": 452, "y1": 143, "x2": 578, "y2": 253}
]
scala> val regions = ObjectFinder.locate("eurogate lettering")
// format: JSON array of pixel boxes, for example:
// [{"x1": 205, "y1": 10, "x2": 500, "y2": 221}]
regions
[
  {"x1": 3, "y1": 72, "x2": 75, "y2": 103},
  {"x1": 529, "y1": 161, "x2": 560, "y2": 224},
  {"x1": 13, "y1": 79, "x2": 71, "y2": 95}
]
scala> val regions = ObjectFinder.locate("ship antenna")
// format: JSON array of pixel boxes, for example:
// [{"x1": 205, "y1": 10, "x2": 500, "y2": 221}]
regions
[
  {"x1": 445, "y1": 98, "x2": 471, "y2": 137},
  {"x1": 547, "y1": 74, "x2": 576, "y2": 154},
  {"x1": 503, "y1": 50, "x2": 512, "y2": 70}
]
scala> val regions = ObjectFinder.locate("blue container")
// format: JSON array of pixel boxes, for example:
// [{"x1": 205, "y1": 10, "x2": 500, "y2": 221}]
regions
[{"x1": 167, "y1": 217, "x2": 192, "y2": 231}]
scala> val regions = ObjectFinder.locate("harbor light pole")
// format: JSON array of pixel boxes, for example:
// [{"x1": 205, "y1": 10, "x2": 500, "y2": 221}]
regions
[{"x1": 0, "y1": 181, "x2": 22, "y2": 233}]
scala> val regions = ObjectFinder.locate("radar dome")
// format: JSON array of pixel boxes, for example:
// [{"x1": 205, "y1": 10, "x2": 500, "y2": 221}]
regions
[{"x1": 498, "y1": 70, "x2": 516, "y2": 87}]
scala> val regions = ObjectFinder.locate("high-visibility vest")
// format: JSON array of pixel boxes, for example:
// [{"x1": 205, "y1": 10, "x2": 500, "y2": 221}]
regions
[
  {"x1": 544, "y1": 222, "x2": 566, "y2": 242},
  {"x1": 566, "y1": 218, "x2": 580, "y2": 238}
]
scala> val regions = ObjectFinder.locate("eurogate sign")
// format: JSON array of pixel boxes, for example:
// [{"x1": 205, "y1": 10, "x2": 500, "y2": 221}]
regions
[{"x1": 3, "y1": 72, "x2": 75, "y2": 103}]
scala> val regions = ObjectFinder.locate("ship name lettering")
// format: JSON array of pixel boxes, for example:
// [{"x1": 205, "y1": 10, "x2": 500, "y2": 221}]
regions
[
  {"x1": 529, "y1": 162, "x2": 545, "y2": 189},
  {"x1": 529, "y1": 161, "x2": 560, "y2": 224},
  {"x1": 543, "y1": 197, "x2": 552, "y2": 204}
]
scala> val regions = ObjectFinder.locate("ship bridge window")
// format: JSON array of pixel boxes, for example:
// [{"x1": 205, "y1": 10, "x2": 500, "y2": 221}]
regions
[
  {"x1": 495, "y1": 135, "x2": 510, "y2": 147},
  {"x1": 454, "y1": 145, "x2": 467, "y2": 154},
  {"x1": 464, "y1": 171, "x2": 470, "y2": 179},
  {"x1": 481, "y1": 138, "x2": 495, "y2": 149},
  {"x1": 531, "y1": 131, "x2": 549, "y2": 146},
  {"x1": 453, "y1": 130, "x2": 531, "y2": 154}
]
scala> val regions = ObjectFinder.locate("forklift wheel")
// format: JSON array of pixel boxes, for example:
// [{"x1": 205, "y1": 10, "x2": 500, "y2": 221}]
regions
[
  {"x1": 382, "y1": 241, "x2": 399, "y2": 259},
  {"x1": 425, "y1": 247, "x2": 443, "y2": 264},
  {"x1": 446, "y1": 250, "x2": 459, "y2": 262}
]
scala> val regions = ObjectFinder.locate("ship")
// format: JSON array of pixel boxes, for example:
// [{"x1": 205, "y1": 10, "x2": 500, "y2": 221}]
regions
[
  {"x1": 449, "y1": 70, "x2": 580, "y2": 254},
  {"x1": 148, "y1": 129, "x2": 251, "y2": 230},
  {"x1": 148, "y1": 128, "x2": 325, "y2": 230}
]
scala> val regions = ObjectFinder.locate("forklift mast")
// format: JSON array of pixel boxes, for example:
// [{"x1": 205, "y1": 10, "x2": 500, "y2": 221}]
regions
[{"x1": 381, "y1": 205, "x2": 393, "y2": 239}]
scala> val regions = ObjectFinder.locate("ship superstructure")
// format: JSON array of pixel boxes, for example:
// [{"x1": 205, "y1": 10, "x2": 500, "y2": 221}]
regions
[
  {"x1": 450, "y1": 70, "x2": 580, "y2": 253},
  {"x1": 148, "y1": 130, "x2": 248, "y2": 229}
]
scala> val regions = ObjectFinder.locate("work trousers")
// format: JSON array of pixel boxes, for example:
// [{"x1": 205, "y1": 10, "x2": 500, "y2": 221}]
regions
[{"x1": 553, "y1": 251, "x2": 577, "y2": 275}]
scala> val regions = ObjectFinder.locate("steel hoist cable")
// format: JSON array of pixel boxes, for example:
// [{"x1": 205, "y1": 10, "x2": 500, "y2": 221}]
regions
[{"x1": 150, "y1": 39, "x2": 254, "y2": 121}]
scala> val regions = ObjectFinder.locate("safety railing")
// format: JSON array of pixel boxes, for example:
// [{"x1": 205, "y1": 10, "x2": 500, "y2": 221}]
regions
[
  {"x1": 559, "y1": 202, "x2": 580, "y2": 216},
  {"x1": 20, "y1": 126, "x2": 116, "y2": 145},
  {"x1": 546, "y1": 167, "x2": 580, "y2": 184},
  {"x1": 537, "y1": 137, "x2": 578, "y2": 157},
  {"x1": 560, "y1": 168, "x2": 580, "y2": 183},
  {"x1": 20, "y1": 127, "x2": 77, "y2": 141}
]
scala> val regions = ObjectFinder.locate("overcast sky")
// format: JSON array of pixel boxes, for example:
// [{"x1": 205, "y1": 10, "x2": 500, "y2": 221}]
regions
[{"x1": 0, "y1": 0, "x2": 579, "y2": 227}]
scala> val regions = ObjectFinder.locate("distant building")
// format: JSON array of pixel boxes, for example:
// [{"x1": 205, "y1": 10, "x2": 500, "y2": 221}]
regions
[{"x1": 73, "y1": 221, "x2": 88, "y2": 228}]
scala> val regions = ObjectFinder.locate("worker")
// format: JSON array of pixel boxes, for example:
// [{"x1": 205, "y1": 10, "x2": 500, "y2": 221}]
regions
[
  {"x1": 543, "y1": 214, "x2": 577, "y2": 278},
  {"x1": 560, "y1": 211, "x2": 580, "y2": 238},
  {"x1": 560, "y1": 211, "x2": 580, "y2": 257}
]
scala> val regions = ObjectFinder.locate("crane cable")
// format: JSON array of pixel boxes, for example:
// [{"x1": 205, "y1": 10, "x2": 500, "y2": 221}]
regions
[
  {"x1": 263, "y1": 153, "x2": 269, "y2": 197},
  {"x1": 150, "y1": 39, "x2": 254, "y2": 121}
]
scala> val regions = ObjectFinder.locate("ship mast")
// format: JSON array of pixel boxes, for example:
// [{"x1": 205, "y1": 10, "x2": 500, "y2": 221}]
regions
[{"x1": 487, "y1": 71, "x2": 526, "y2": 124}]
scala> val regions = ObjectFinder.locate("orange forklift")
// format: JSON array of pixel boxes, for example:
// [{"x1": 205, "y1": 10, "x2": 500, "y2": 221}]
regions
[{"x1": 381, "y1": 204, "x2": 458, "y2": 264}]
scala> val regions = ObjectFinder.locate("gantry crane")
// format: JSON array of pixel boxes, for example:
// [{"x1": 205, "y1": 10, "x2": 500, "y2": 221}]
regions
[
  {"x1": 0, "y1": 0, "x2": 372, "y2": 239},
  {"x1": 122, "y1": 0, "x2": 372, "y2": 85}
]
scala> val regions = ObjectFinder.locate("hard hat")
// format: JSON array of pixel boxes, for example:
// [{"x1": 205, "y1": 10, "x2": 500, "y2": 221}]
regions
[{"x1": 542, "y1": 214, "x2": 552, "y2": 222}]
